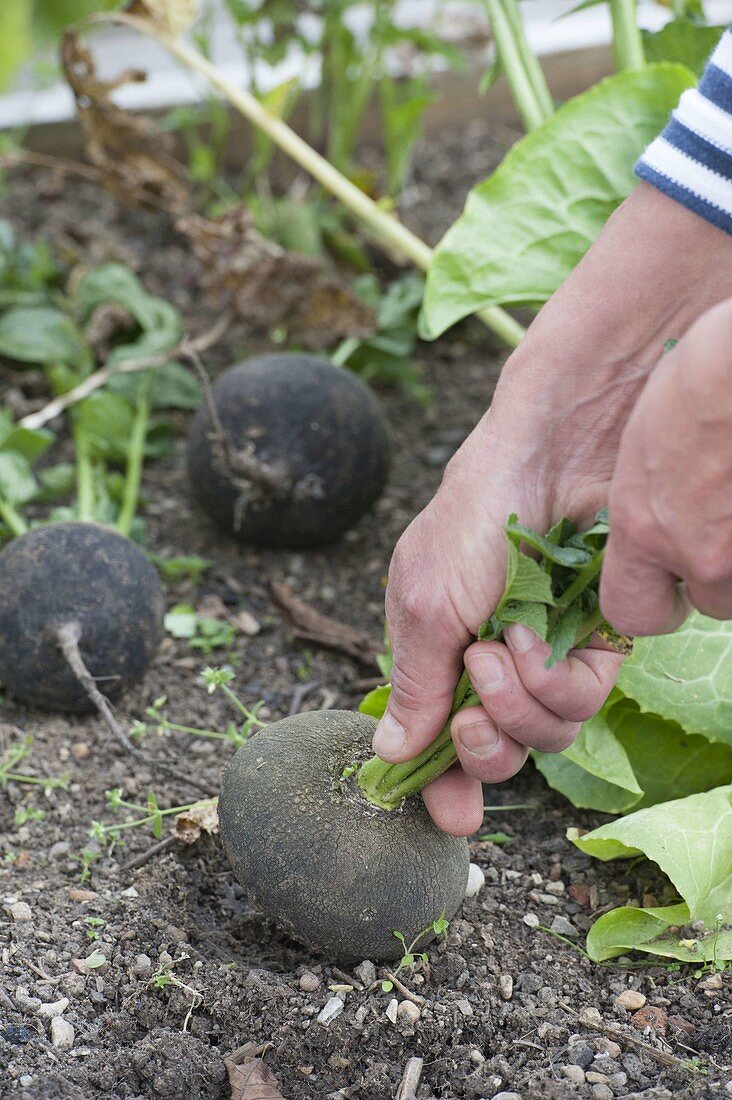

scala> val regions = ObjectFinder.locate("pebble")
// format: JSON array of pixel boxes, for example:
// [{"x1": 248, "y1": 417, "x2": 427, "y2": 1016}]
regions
[
  {"x1": 354, "y1": 960, "x2": 376, "y2": 986},
  {"x1": 48, "y1": 841, "x2": 70, "y2": 860},
  {"x1": 700, "y1": 972, "x2": 723, "y2": 990},
  {"x1": 456, "y1": 998, "x2": 473, "y2": 1017},
  {"x1": 586, "y1": 1071, "x2": 609, "y2": 1084},
  {"x1": 545, "y1": 880, "x2": 565, "y2": 895},
  {"x1": 385, "y1": 998, "x2": 398, "y2": 1024},
  {"x1": 299, "y1": 972, "x2": 320, "y2": 993},
  {"x1": 70, "y1": 741, "x2": 89, "y2": 760},
  {"x1": 19, "y1": 1076, "x2": 33, "y2": 1087},
  {"x1": 631, "y1": 1005, "x2": 667, "y2": 1033},
  {"x1": 120, "y1": 886, "x2": 139, "y2": 898},
  {"x1": 562, "y1": 1064, "x2": 586, "y2": 1085},
  {"x1": 579, "y1": 1007, "x2": 603, "y2": 1028},
  {"x1": 15, "y1": 988, "x2": 41, "y2": 1012},
  {"x1": 568, "y1": 1042, "x2": 594, "y2": 1069},
  {"x1": 493, "y1": 1094, "x2": 522, "y2": 1100},
  {"x1": 523, "y1": 912, "x2": 540, "y2": 928},
  {"x1": 67, "y1": 889, "x2": 97, "y2": 902},
  {"x1": 550, "y1": 915, "x2": 577, "y2": 937},
  {"x1": 317, "y1": 996, "x2": 344, "y2": 1027},
  {"x1": 469, "y1": 1050, "x2": 485, "y2": 1065},
  {"x1": 466, "y1": 863, "x2": 485, "y2": 898},
  {"x1": 499, "y1": 974, "x2": 513, "y2": 1000},
  {"x1": 608, "y1": 1072, "x2": 627, "y2": 1089},
  {"x1": 37, "y1": 998, "x2": 69, "y2": 1019},
  {"x1": 132, "y1": 954, "x2": 152, "y2": 979},
  {"x1": 615, "y1": 989, "x2": 646, "y2": 1011},
  {"x1": 8, "y1": 901, "x2": 32, "y2": 922},
  {"x1": 396, "y1": 1000, "x2": 421, "y2": 1026},
  {"x1": 50, "y1": 1017, "x2": 74, "y2": 1050},
  {"x1": 594, "y1": 1038, "x2": 621, "y2": 1059},
  {"x1": 591, "y1": 1087, "x2": 613, "y2": 1100}
]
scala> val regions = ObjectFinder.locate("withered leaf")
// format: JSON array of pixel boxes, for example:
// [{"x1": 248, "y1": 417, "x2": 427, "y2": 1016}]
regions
[
  {"x1": 225, "y1": 1053, "x2": 286, "y2": 1100},
  {"x1": 173, "y1": 801, "x2": 219, "y2": 844},
  {"x1": 125, "y1": 0, "x2": 200, "y2": 38}
]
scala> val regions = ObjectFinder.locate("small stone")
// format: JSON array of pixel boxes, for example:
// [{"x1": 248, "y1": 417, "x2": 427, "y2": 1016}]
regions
[
  {"x1": 569, "y1": 883, "x2": 592, "y2": 906},
  {"x1": 615, "y1": 989, "x2": 646, "y2": 1011},
  {"x1": 700, "y1": 972, "x2": 723, "y2": 991},
  {"x1": 299, "y1": 971, "x2": 320, "y2": 992},
  {"x1": 120, "y1": 886, "x2": 139, "y2": 898},
  {"x1": 132, "y1": 954, "x2": 152, "y2": 979},
  {"x1": 19, "y1": 1076, "x2": 33, "y2": 1087},
  {"x1": 8, "y1": 901, "x2": 32, "y2": 922},
  {"x1": 48, "y1": 841, "x2": 70, "y2": 860},
  {"x1": 499, "y1": 974, "x2": 513, "y2": 1000},
  {"x1": 591, "y1": 1087, "x2": 613, "y2": 1100},
  {"x1": 354, "y1": 960, "x2": 376, "y2": 986},
  {"x1": 493, "y1": 1094, "x2": 522, "y2": 1100},
  {"x1": 70, "y1": 741, "x2": 89, "y2": 760},
  {"x1": 15, "y1": 988, "x2": 41, "y2": 1012},
  {"x1": 37, "y1": 998, "x2": 69, "y2": 1019},
  {"x1": 50, "y1": 1017, "x2": 74, "y2": 1050},
  {"x1": 550, "y1": 915, "x2": 578, "y2": 937},
  {"x1": 593, "y1": 1038, "x2": 621, "y2": 1059},
  {"x1": 545, "y1": 880, "x2": 565, "y2": 895},
  {"x1": 568, "y1": 1042, "x2": 595, "y2": 1069},
  {"x1": 608, "y1": 1072, "x2": 627, "y2": 1089},
  {"x1": 631, "y1": 1005, "x2": 667, "y2": 1033},
  {"x1": 396, "y1": 1000, "x2": 421, "y2": 1027},
  {"x1": 469, "y1": 1049, "x2": 485, "y2": 1065},
  {"x1": 523, "y1": 912, "x2": 540, "y2": 928},
  {"x1": 67, "y1": 888, "x2": 97, "y2": 902},
  {"x1": 317, "y1": 996, "x2": 344, "y2": 1027},
  {"x1": 667, "y1": 1014, "x2": 695, "y2": 1035},
  {"x1": 562, "y1": 1064, "x2": 586, "y2": 1085},
  {"x1": 579, "y1": 1006, "x2": 603, "y2": 1028},
  {"x1": 466, "y1": 863, "x2": 485, "y2": 898},
  {"x1": 586, "y1": 1071, "x2": 610, "y2": 1084},
  {"x1": 385, "y1": 998, "x2": 398, "y2": 1024},
  {"x1": 456, "y1": 998, "x2": 473, "y2": 1017}
]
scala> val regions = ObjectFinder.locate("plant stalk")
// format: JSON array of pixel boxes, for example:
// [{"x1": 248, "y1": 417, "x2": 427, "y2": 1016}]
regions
[
  {"x1": 0, "y1": 498, "x2": 29, "y2": 538},
  {"x1": 95, "y1": 13, "x2": 526, "y2": 350},
  {"x1": 485, "y1": 0, "x2": 554, "y2": 130},
  {"x1": 609, "y1": 0, "x2": 645, "y2": 71},
  {"x1": 73, "y1": 424, "x2": 95, "y2": 524},
  {"x1": 116, "y1": 373, "x2": 153, "y2": 538}
]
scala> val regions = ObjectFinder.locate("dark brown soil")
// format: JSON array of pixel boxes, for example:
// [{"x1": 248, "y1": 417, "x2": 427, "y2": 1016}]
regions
[{"x1": 1, "y1": 121, "x2": 730, "y2": 1100}]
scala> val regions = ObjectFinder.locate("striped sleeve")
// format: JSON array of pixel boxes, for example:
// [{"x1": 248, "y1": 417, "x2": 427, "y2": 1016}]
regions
[{"x1": 635, "y1": 28, "x2": 732, "y2": 234}]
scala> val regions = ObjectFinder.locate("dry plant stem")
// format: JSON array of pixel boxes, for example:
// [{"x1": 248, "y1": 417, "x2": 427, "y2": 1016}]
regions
[
  {"x1": 120, "y1": 834, "x2": 177, "y2": 874},
  {"x1": 396, "y1": 1058, "x2": 424, "y2": 1100},
  {"x1": 54, "y1": 622, "x2": 216, "y2": 797},
  {"x1": 0, "y1": 149, "x2": 172, "y2": 210},
  {"x1": 20, "y1": 312, "x2": 232, "y2": 432},
  {"x1": 92, "y1": 12, "x2": 526, "y2": 350},
  {"x1": 559, "y1": 1001, "x2": 694, "y2": 1071},
  {"x1": 382, "y1": 971, "x2": 426, "y2": 1005}
]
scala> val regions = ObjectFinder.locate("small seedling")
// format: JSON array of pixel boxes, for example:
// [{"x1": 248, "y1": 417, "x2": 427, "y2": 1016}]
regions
[
  {"x1": 74, "y1": 848, "x2": 100, "y2": 884},
  {"x1": 84, "y1": 917, "x2": 105, "y2": 941},
  {"x1": 13, "y1": 804, "x2": 46, "y2": 826},
  {"x1": 381, "y1": 917, "x2": 449, "y2": 992},
  {"x1": 148, "y1": 552, "x2": 212, "y2": 584},
  {"x1": 90, "y1": 788, "x2": 218, "y2": 845},
  {"x1": 164, "y1": 603, "x2": 238, "y2": 655},
  {"x1": 479, "y1": 831, "x2": 513, "y2": 846},
  {"x1": 84, "y1": 948, "x2": 106, "y2": 970},
  {"x1": 150, "y1": 953, "x2": 202, "y2": 1032},
  {"x1": 131, "y1": 669, "x2": 265, "y2": 750},
  {"x1": 1, "y1": 737, "x2": 69, "y2": 795}
]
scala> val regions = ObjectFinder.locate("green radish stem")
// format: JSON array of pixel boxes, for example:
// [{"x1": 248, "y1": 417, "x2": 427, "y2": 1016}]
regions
[
  {"x1": 116, "y1": 373, "x2": 153, "y2": 538},
  {"x1": 0, "y1": 499, "x2": 28, "y2": 538},
  {"x1": 484, "y1": 0, "x2": 553, "y2": 131},
  {"x1": 609, "y1": 0, "x2": 646, "y2": 71},
  {"x1": 73, "y1": 424, "x2": 95, "y2": 524},
  {"x1": 358, "y1": 554, "x2": 608, "y2": 810},
  {"x1": 91, "y1": 12, "x2": 526, "y2": 351}
]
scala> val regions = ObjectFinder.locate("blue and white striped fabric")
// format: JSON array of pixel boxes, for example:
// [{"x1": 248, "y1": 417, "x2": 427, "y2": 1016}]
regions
[{"x1": 635, "y1": 29, "x2": 732, "y2": 234}]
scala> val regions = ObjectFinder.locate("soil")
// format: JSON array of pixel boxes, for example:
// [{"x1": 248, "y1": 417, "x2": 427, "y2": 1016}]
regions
[{"x1": 1, "y1": 119, "x2": 730, "y2": 1100}]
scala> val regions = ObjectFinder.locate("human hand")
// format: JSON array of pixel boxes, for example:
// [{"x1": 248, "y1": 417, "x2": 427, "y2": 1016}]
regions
[
  {"x1": 373, "y1": 184, "x2": 732, "y2": 837},
  {"x1": 601, "y1": 298, "x2": 732, "y2": 635}
]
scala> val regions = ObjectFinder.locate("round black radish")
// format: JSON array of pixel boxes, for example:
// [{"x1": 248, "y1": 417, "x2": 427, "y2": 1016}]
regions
[
  {"x1": 219, "y1": 710, "x2": 470, "y2": 962},
  {"x1": 0, "y1": 522, "x2": 164, "y2": 712},
  {"x1": 186, "y1": 353, "x2": 391, "y2": 548}
]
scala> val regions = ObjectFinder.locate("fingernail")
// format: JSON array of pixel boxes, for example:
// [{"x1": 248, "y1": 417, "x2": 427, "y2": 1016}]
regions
[
  {"x1": 457, "y1": 720, "x2": 500, "y2": 758},
  {"x1": 468, "y1": 652, "x2": 505, "y2": 693},
  {"x1": 373, "y1": 711, "x2": 407, "y2": 758},
  {"x1": 505, "y1": 623, "x2": 536, "y2": 653}
]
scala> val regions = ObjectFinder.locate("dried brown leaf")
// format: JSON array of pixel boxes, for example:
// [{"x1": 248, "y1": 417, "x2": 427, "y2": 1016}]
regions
[
  {"x1": 225, "y1": 1053, "x2": 285, "y2": 1100},
  {"x1": 125, "y1": 0, "x2": 200, "y2": 37},
  {"x1": 269, "y1": 581, "x2": 380, "y2": 667},
  {"x1": 173, "y1": 801, "x2": 219, "y2": 845},
  {"x1": 61, "y1": 32, "x2": 191, "y2": 212}
]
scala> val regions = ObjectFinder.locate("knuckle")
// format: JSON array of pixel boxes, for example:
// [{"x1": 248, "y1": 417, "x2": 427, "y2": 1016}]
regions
[{"x1": 688, "y1": 544, "x2": 732, "y2": 587}]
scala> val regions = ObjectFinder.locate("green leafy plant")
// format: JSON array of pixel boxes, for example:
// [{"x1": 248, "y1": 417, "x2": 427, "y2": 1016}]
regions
[
  {"x1": 90, "y1": 788, "x2": 217, "y2": 845},
  {"x1": 164, "y1": 604, "x2": 238, "y2": 655},
  {"x1": 133, "y1": 673, "x2": 265, "y2": 750},
  {"x1": 0, "y1": 736, "x2": 69, "y2": 794},
  {"x1": 380, "y1": 916, "x2": 449, "y2": 991}
]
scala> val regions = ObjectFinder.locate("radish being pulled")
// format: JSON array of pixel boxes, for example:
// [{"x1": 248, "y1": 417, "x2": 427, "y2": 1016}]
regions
[
  {"x1": 218, "y1": 512, "x2": 628, "y2": 961},
  {"x1": 186, "y1": 353, "x2": 391, "y2": 548},
  {"x1": 0, "y1": 522, "x2": 164, "y2": 712}
]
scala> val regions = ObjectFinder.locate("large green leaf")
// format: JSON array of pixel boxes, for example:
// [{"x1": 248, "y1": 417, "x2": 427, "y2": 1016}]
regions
[
  {"x1": 0, "y1": 452, "x2": 38, "y2": 506},
  {"x1": 76, "y1": 263, "x2": 181, "y2": 368},
  {"x1": 609, "y1": 697, "x2": 732, "y2": 808},
  {"x1": 618, "y1": 613, "x2": 732, "y2": 746},
  {"x1": 419, "y1": 63, "x2": 695, "y2": 338},
  {"x1": 534, "y1": 708, "x2": 642, "y2": 813},
  {"x1": 569, "y1": 785, "x2": 732, "y2": 927},
  {"x1": 586, "y1": 902, "x2": 732, "y2": 963},
  {"x1": 643, "y1": 20, "x2": 724, "y2": 78},
  {"x1": 0, "y1": 306, "x2": 83, "y2": 365}
]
